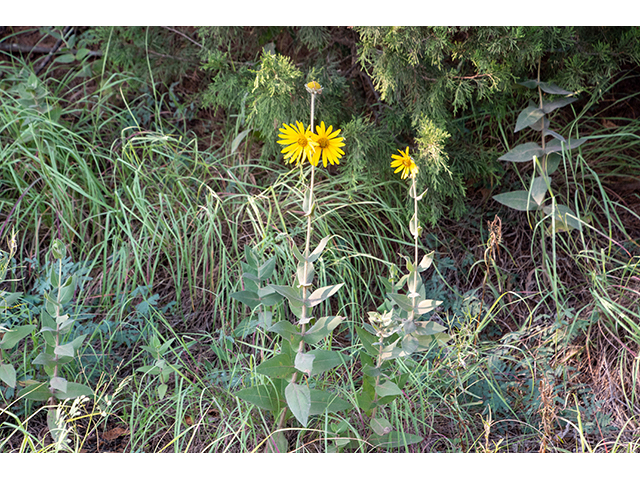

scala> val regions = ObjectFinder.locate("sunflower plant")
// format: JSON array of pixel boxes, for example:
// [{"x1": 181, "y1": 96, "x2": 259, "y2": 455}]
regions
[
  {"x1": 233, "y1": 81, "x2": 351, "y2": 453},
  {"x1": 492, "y1": 61, "x2": 586, "y2": 235},
  {"x1": 352, "y1": 147, "x2": 450, "y2": 449}
]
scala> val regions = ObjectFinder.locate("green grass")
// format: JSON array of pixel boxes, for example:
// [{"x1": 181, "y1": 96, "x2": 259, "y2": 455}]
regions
[{"x1": 2, "y1": 51, "x2": 640, "y2": 453}]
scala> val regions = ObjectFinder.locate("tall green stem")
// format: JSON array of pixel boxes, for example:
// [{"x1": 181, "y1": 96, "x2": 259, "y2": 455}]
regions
[{"x1": 274, "y1": 90, "x2": 318, "y2": 436}]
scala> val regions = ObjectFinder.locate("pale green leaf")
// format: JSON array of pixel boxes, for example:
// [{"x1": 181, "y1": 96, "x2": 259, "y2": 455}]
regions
[
  {"x1": 294, "y1": 351, "x2": 315, "y2": 375},
  {"x1": 415, "y1": 299, "x2": 441, "y2": 315},
  {"x1": 498, "y1": 142, "x2": 544, "y2": 163},
  {"x1": 256, "y1": 353, "x2": 296, "y2": 379},
  {"x1": 285, "y1": 382, "x2": 311, "y2": 427},
  {"x1": 515, "y1": 106, "x2": 544, "y2": 132},
  {"x1": 158, "y1": 383, "x2": 168, "y2": 399},
  {"x1": 296, "y1": 260, "x2": 314, "y2": 287},
  {"x1": 50, "y1": 376, "x2": 68, "y2": 393},
  {"x1": 530, "y1": 175, "x2": 549, "y2": 206},
  {"x1": 271, "y1": 285, "x2": 305, "y2": 309},
  {"x1": 236, "y1": 384, "x2": 283, "y2": 412},
  {"x1": 544, "y1": 137, "x2": 588, "y2": 153},
  {"x1": 230, "y1": 290, "x2": 261, "y2": 309},
  {"x1": 387, "y1": 293, "x2": 414, "y2": 312},
  {"x1": 307, "y1": 350, "x2": 345, "y2": 376},
  {"x1": 308, "y1": 235, "x2": 332, "y2": 263},
  {"x1": 308, "y1": 388, "x2": 351, "y2": 415},
  {"x1": 542, "y1": 96, "x2": 577, "y2": 114},
  {"x1": 306, "y1": 283, "x2": 343, "y2": 308},
  {"x1": 0, "y1": 363, "x2": 16, "y2": 388},
  {"x1": 54, "y1": 381, "x2": 93, "y2": 400},
  {"x1": 20, "y1": 382, "x2": 52, "y2": 401},
  {"x1": 371, "y1": 417, "x2": 393, "y2": 436},
  {"x1": 0, "y1": 324, "x2": 36, "y2": 349},
  {"x1": 374, "y1": 431, "x2": 423, "y2": 449},
  {"x1": 376, "y1": 380, "x2": 402, "y2": 398},
  {"x1": 54, "y1": 343, "x2": 75, "y2": 358},
  {"x1": 493, "y1": 190, "x2": 539, "y2": 211},
  {"x1": 231, "y1": 128, "x2": 252, "y2": 153},
  {"x1": 538, "y1": 81, "x2": 572, "y2": 95},
  {"x1": 303, "y1": 316, "x2": 344, "y2": 344}
]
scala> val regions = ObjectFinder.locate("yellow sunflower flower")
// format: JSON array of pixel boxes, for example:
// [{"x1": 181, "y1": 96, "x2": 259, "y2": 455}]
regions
[
  {"x1": 390, "y1": 147, "x2": 419, "y2": 179},
  {"x1": 310, "y1": 121, "x2": 345, "y2": 168},
  {"x1": 277, "y1": 121, "x2": 318, "y2": 166}
]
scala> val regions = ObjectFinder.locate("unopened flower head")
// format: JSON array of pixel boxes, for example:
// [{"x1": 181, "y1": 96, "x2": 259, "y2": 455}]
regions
[
  {"x1": 391, "y1": 147, "x2": 419, "y2": 179},
  {"x1": 277, "y1": 121, "x2": 318, "y2": 166},
  {"x1": 310, "y1": 121, "x2": 345, "y2": 168},
  {"x1": 305, "y1": 81, "x2": 323, "y2": 95}
]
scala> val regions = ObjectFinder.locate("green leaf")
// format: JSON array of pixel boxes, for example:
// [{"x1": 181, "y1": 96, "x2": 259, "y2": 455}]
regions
[
  {"x1": 515, "y1": 106, "x2": 544, "y2": 132},
  {"x1": 530, "y1": 174, "x2": 549, "y2": 206},
  {"x1": 545, "y1": 137, "x2": 588, "y2": 153},
  {"x1": 50, "y1": 376, "x2": 68, "y2": 393},
  {"x1": 244, "y1": 245, "x2": 259, "y2": 269},
  {"x1": 308, "y1": 388, "x2": 351, "y2": 415},
  {"x1": 270, "y1": 285, "x2": 305, "y2": 309},
  {"x1": 294, "y1": 351, "x2": 315, "y2": 375},
  {"x1": 257, "y1": 256, "x2": 276, "y2": 281},
  {"x1": 54, "y1": 381, "x2": 93, "y2": 400},
  {"x1": 302, "y1": 188, "x2": 315, "y2": 217},
  {"x1": 236, "y1": 384, "x2": 283, "y2": 412},
  {"x1": 285, "y1": 382, "x2": 311, "y2": 427},
  {"x1": 517, "y1": 79, "x2": 539, "y2": 89},
  {"x1": 387, "y1": 293, "x2": 414, "y2": 312},
  {"x1": 296, "y1": 260, "x2": 314, "y2": 287},
  {"x1": 0, "y1": 363, "x2": 16, "y2": 388},
  {"x1": 307, "y1": 350, "x2": 345, "y2": 376},
  {"x1": 158, "y1": 383, "x2": 168, "y2": 399},
  {"x1": 267, "y1": 321, "x2": 302, "y2": 345},
  {"x1": 414, "y1": 320, "x2": 447, "y2": 336},
  {"x1": 371, "y1": 417, "x2": 393, "y2": 436},
  {"x1": 415, "y1": 299, "x2": 441, "y2": 315},
  {"x1": 308, "y1": 235, "x2": 332, "y2": 263},
  {"x1": 376, "y1": 380, "x2": 402, "y2": 398},
  {"x1": 265, "y1": 431, "x2": 289, "y2": 453},
  {"x1": 416, "y1": 331, "x2": 451, "y2": 348},
  {"x1": 498, "y1": 142, "x2": 544, "y2": 163},
  {"x1": 542, "y1": 96, "x2": 577, "y2": 114},
  {"x1": 50, "y1": 239, "x2": 66, "y2": 260},
  {"x1": 231, "y1": 127, "x2": 252, "y2": 153},
  {"x1": 538, "y1": 81, "x2": 572, "y2": 95},
  {"x1": 0, "y1": 291, "x2": 22, "y2": 308},
  {"x1": 0, "y1": 324, "x2": 36, "y2": 349},
  {"x1": 20, "y1": 382, "x2": 52, "y2": 401},
  {"x1": 543, "y1": 204, "x2": 583, "y2": 233},
  {"x1": 409, "y1": 213, "x2": 421, "y2": 238},
  {"x1": 417, "y1": 252, "x2": 434, "y2": 272},
  {"x1": 373, "y1": 431, "x2": 423, "y2": 449},
  {"x1": 55, "y1": 53, "x2": 76, "y2": 64},
  {"x1": 492, "y1": 190, "x2": 538, "y2": 211},
  {"x1": 230, "y1": 290, "x2": 261, "y2": 309},
  {"x1": 356, "y1": 325, "x2": 380, "y2": 357},
  {"x1": 136, "y1": 365, "x2": 161, "y2": 375},
  {"x1": 33, "y1": 352, "x2": 58, "y2": 368},
  {"x1": 256, "y1": 353, "x2": 296, "y2": 379},
  {"x1": 54, "y1": 343, "x2": 75, "y2": 358},
  {"x1": 303, "y1": 316, "x2": 344, "y2": 344},
  {"x1": 306, "y1": 283, "x2": 343, "y2": 308},
  {"x1": 59, "y1": 276, "x2": 76, "y2": 304}
]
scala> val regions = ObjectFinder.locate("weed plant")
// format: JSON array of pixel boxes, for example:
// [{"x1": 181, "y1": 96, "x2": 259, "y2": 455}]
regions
[{"x1": 1, "y1": 30, "x2": 640, "y2": 452}]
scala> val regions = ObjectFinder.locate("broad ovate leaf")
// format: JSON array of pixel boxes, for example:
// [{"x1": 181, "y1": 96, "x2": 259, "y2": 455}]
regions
[{"x1": 285, "y1": 382, "x2": 311, "y2": 427}]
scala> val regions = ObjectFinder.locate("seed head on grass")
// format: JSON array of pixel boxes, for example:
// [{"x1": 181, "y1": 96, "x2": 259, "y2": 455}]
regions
[
  {"x1": 391, "y1": 146, "x2": 418, "y2": 179},
  {"x1": 278, "y1": 121, "x2": 317, "y2": 166}
]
